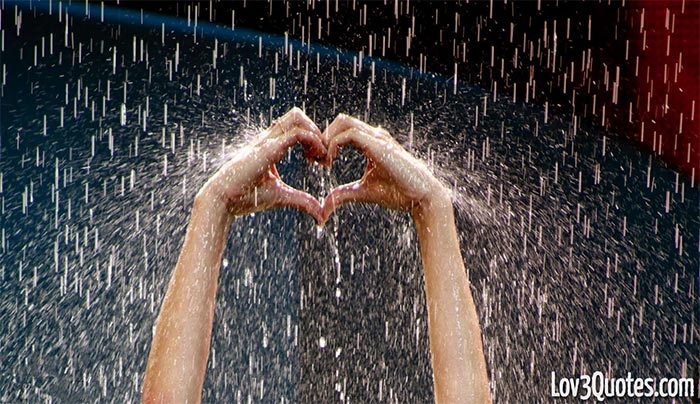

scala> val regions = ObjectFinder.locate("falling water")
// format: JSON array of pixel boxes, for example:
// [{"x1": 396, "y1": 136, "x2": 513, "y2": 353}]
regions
[{"x1": 0, "y1": 1, "x2": 698, "y2": 403}]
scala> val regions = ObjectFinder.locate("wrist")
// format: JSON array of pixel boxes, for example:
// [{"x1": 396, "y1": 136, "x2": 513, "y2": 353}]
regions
[
  {"x1": 193, "y1": 184, "x2": 232, "y2": 225},
  {"x1": 413, "y1": 185, "x2": 453, "y2": 227}
]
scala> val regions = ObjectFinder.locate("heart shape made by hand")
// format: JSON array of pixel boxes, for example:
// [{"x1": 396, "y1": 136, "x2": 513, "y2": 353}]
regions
[
  {"x1": 203, "y1": 107, "x2": 446, "y2": 227},
  {"x1": 148, "y1": 108, "x2": 490, "y2": 404}
]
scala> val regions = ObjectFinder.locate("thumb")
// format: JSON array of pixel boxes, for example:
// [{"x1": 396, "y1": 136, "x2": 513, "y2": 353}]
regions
[
  {"x1": 269, "y1": 178, "x2": 323, "y2": 224},
  {"x1": 320, "y1": 180, "x2": 371, "y2": 224}
]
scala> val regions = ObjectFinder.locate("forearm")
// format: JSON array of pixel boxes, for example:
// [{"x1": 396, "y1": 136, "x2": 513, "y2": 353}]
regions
[
  {"x1": 413, "y1": 192, "x2": 491, "y2": 404},
  {"x1": 142, "y1": 193, "x2": 231, "y2": 404}
]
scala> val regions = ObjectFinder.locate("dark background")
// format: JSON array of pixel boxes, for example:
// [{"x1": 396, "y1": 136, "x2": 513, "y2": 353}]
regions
[
  {"x1": 115, "y1": 0, "x2": 700, "y2": 181},
  {"x1": 1, "y1": 1, "x2": 698, "y2": 403}
]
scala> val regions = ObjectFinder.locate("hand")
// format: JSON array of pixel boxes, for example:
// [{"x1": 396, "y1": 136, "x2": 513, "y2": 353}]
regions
[
  {"x1": 197, "y1": 107, "x2": 326, "y2": 222},
  {"x1": 320, "y1": 114, "x2": 449, "y2": 224}
]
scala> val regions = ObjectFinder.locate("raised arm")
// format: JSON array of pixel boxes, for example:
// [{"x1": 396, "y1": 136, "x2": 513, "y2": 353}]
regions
[
  {"x1": 142, "y1": 108, "x2": 325, "y2": 404},
  {"x1": 320, "y1": 114, "x2": 491, "y2": 404},
  {"x1": 412, "y1": 190, "x2": 491, "y2": 404}
]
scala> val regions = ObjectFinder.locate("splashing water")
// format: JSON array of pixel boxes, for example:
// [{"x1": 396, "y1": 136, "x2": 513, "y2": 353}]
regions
[{"x1": 0, "y1": 2, "x2": 697, "y2": 403}]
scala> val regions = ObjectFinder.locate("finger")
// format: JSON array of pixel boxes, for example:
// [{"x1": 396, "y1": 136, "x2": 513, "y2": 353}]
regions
[
  {"x1": 325, "y1": 127, "x2": 385, "y2": 167},
  {"x1": 269, "y1": 163, "x2": 281, "y2": 178},
  {"x1": 269, "y1": 107, "x2": 323, "y2": 140},
  {"x1": 235, "y1": 172, "x2": 322, "y2": 222},
  {"x1": 270, "y1": 178, "x2": 323, "y2": 223},
  {"x1": 324, "y1": 113, "x2": 397, "y2": 144},
  {"x1": 287, "y1": 107, "x2": 323, "y2": 134},
  {"x1": 324, "y1": 113, "x2": 373, "y2": 140},
  {"x1": 266, "y1": 109, "x2": 326, "y2": 162},
  {"x1": 292, "y1": 127, "x2": 327, "y2": 161},
  {"x1": 259, "y1": 126, "x2": 326, "y2": 167},
  {"x1": 320, "y1": 180, "x2": 372, "y2": 223}
]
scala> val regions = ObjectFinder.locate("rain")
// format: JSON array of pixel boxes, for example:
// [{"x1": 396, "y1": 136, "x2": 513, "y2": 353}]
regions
[{"x1": 0, "y1": 1, "x2": 698, "y2": 403}]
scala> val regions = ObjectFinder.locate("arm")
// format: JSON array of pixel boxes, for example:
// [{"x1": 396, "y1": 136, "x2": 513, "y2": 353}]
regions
[
  {"x1": 412, "y1": 191, "x2": 491, "y2": 404},
  {"x1": 320, "y1": 115, "x2": 491, "y2": 404},
  {"x1": 142, "y1": 108, "x2": 325, "y2": 404},
  {"x1": 141, "y1": 191, "x2": 231, "y2": 404}
]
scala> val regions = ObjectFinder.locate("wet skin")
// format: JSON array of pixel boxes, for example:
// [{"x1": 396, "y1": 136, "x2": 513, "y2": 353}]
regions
[{"x1": 142, "y1": 108, "x2": 491, "y2": 404}]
